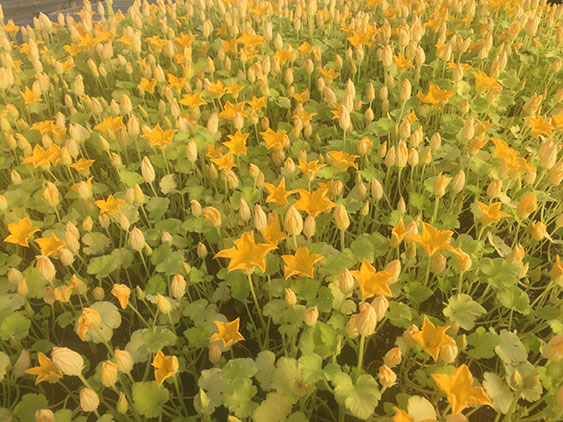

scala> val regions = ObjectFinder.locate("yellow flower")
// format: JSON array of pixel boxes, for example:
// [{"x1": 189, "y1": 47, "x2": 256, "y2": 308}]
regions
[
  {"x1": 167, "y1": 73, "x2": 187, "y2": 90},
  {"x1": 175, "y1": 33, "x2": 197, "y2": 48},
  {"x1": 318, "y1": 67, "x2": 340, "y2": 81},
  {"x1": 77, "y1": 308, "x2": 102, "y2": 341},
  {"x1": 152, "y1": 350, "x2": 179, "y2": 386},
  {"x1": 142, "y1": 124, "x2": 176, "y2": 147},
  {"x1": 431, "y1": 364, "x2": 493, "y2": 415},
  {"x1": 249, "y1": 96, "x2": 267, "y2": 112},
  {"x1": 417, "y1": 84, "x2": 453, "y2": 107},
  {"x1": 224, "y1": 130, "x2": 249, "y2": 155},
  {"x1": 214, "y1": 231, "x2": 276, "y2": 274},
  {"x1": 25, "y1": 352, "x2": 63, "y2": 385},
  {"x1": 298, "y1": 160, "x2": 326, "y2": 180},
  {"x1": 408, "y1": 222, "x2": 453, "y2": 257},
  {"x1": 390, "y1": 218, "x2": 410, "y2": 248},
  {"x1": 393, "y1": 53, "x2": 415, "y2": 71},
  {"x1": 260, "y1": 128, "x2": 288, "y2": 150},
  {"x1": 70, "y1": 158, "x2": 95, "y2": 173},
  {"x1": 294, "y1": 188, "x2": 336, "y2": 218},
  {"x1": 112, "y1": 284, "x2": 131, "y2": 309},
  {"x1": 22, "y1": 145, "x2": 53, "y2": 169},
  {"x1": 35, "y1": 233, "x2": 65, "y2": 256},
  {"x1": 210, "y1": 151, "x2": 237, "y2": 172},
  {"x1": 264, "y1": 177, "x2": 295, "y2": 205},
  {"x1": 282, "y1": 247, "x2": 324, "y2": 279},
  {"x1": 472, "y1": 71, "x2": 502, "y2": 94},
  {"x1": 4, "y1": 217, "x2": 40, "y2": 247},
  {"x1": 220, "y1": 101, "x2": 247, "y2": 119},
  {"x1": 526, "y1": 116, "x2": 554, "y2": 137},
  {"x1": 3, "y1": 21, "x2": 20, "y2": 36},
  {"x1": 411, "y1": 316, "x2": 454, "y2": 361},
  {"x1": 21, "y1": 87, "x2": 41, "y2": 104},
  {"x1": 139, "y1": 77, "x2": 157, "y2": 94},
  {"x1": 145, "y1": 36, "x2": 167, "y2": 53},
  {"x1": 476, "y1": 201, "x2": 510, "y2": 225},
  {"x1": 179, "y1": 92, "x2": 207, "y2": 109},
  {"x1": 327, "y1": 151, "x2": 359, "y2": 172},
  {"x1": 350, "y1": 259, "x2": 394, "y2": 300},
  {"x1": 95, "y1": 194, "x2": 125, "y2": 215},
  {"x1": 210, "y1": 318, "x2": 245, "y2": 348},
  {"x1": 94, "y1": 116, "x2": 125, "y2": 138},
  {"x1": 208, "y1": 80, "x2": 227, "y2": 98}
]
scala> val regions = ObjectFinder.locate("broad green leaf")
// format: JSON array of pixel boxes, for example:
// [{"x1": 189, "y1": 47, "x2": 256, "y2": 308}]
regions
[
  {"x1": 298, "y1": 354, "x2": 323, "y2": 384},
  {"x1": 407, "y1": 396, "x2": 437, "y2": 421},
  {"x1": 87, "y1": 254, "x2": 120, "y2": 278},
  {"x1": 483, "y1": 372, "x2": 513, "y2": 414},
  {"x1": 54, "y1": 409, "x2": 73, "y2": 422},
  {"x1": 467, "y1": 327, "x2": 501, "y2": 359},
  {"x1": 333, "y1": 373, "x2": 380, "y2": 419},
  {"x1": 0, "y1": 311, "x2": 31, "y2": 341},
  {"x1": 271, "y1": 357, "x2": 300, "y2": 399},
  {"x1": 222, "y1": 358, "x2": 257, "y2": 380},
  {"x1": 146, "y1": 197, "x2": 170, "y2": 220},
  {"x1": 495, "y1": 330, "x2": 528, "y2": 364},
  {"x1": 387, "y1": 302, "x2": 416, "y2": 328},
  {"x1": 132, "y1": 381, "x2": 170, "y2": 418},
  {"x1": 198, "y1": 368, "x2": 225, "y2": 410},
  {"x1": 496, "y1": 286, "x2": 531, "y2": 315},
  {"x1": 82, "y1": 232, "x2": 111, "y2": 255},
  {"x1": 223, "y1": 377, "x2": 258, "y2": 418},
  {"x1": 252, "y1": 392, "x2": 294, "y2": 422},
  {"x1": 255, "y1": 351, "x2": 276, "y2": 391},
  {"x1": 13, "y1": 394, "x2": 48, "y2": 422},
  {"x1": 443, "y1": 294, "x2": 486, "y2": 330}
]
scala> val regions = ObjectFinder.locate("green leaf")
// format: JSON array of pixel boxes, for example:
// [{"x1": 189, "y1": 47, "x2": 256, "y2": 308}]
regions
[
  {"x1": 387, "y1": 302, "x2": 416, "y2": 328},
  {"x1": 151, "y1": 244, "x2": 184, "y2": 275},
  {"x1": 443, "y1": 294, "x2": 486, "y2": 330},
  {"x1": 483, "y1": 372, "x2": 513, "y2": 414},
  {"x1": 146, "y1": 197, "x2": 170, "y2": 220},
  {"x1": 333, "y1": 373, "x2": 380, "y2": 419},
  {"x1": 371, "y1": 117, "x2": 395, "y2": 136},
  {"x1": 407, "y1": 396, "x2": 437, "y2": 421},
  {"x1": 0, "y1": 311, "x2": 31, "y2": 341},
  {"x1": 222, "y1": 358, "x2": 257, "y2": 380},
  {"x1": 252, "y1": 392, "x2": 294, "y2": 422},
  {"x1": 87, "y1": 254, "x2": 120, "y2": 278},
  {"x1": 13, "y1": 394, "x2": 48, "y2": 422},
  {"x1": 495, "y1": 330, "x2": 528, "y2": 364},
  {"x1": 0, "y1": 352, "x2": 9, "y2": 381},
  {"x1": 223, "y1": 378, "x2": 258, "y2": 418},
  {"x1": 54, "y1": 409, "x2": 73, "y2": 422},
  {"x1": 132, "y1": 381, "x2": 170, "y2": 418},
  {"x1": 271, "y1": 357, "x2": 300, "y2": 399},
  {"x1": 467, "y1": 327, "x2": 501, "y2": 359},
  {"x1": 140, "y1": 326, "x2": 177, "y2": 354},
  {"x1": 298, "y1": 354, "x2": 323, "y2": 384},
  {"x1": 198, "y1": 368, "x2": 225, "y2": 411},
  {"x1": 82, "y1": 232, "x2": 111, "y2": 255},
  {"x1": 255, "y1": 351, "x2": 276, "y2": 391},
  {"x1": 404, "y1": 283, "x2": 434, "y2": 304},
  {"x1": 480, "y1": 258, "x2": 521, "y2": 289},
  {"x1": 119, "y1": 170, "x2": 144, "y2": 187},
  {"x1": 496, "y1": 286, "x2": 531, "y2": 315}
]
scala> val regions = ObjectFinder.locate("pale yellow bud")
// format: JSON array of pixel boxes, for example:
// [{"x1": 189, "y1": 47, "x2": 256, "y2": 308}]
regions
[
  {"x1": 156, "y1": 294, "x2": 172, "y2": 314},
  {"x1": 101, "y1": 360, "x2": 118, "y2": 387},
  {"x1": 36, "y1": 255, "x2": 55, "y2": 282},
  {"x1": 171, "y1": 274, "x2": 187, "y2": 299},
  {"x1": 384, "y1": 347, "x2": 402, "y2": 368},
  {"x1": 284, "y1": 288, "x2": 297, "y2": 307},
  {"x1": 35, "y1": 409, "x2": 55, "y2": 422},
  {"x1": 304, "y1": 306, "x2": 319, "y2": 326},
  {"x1": 114, "y1": 349, "x2": 134, "y2": 373},
  {"x1": 371, "y1": 296, "x2": 389, "y2": 321},
  {"x1": 440, "y1": 342, "x2": 458, "y2": 364},
  {"x1": 197, "y1": 242, "x2": 208, "y2": 259},
  {"x1": 129, "y1": 227, "x2": 145, "y2": 252},
  {"x1": 117, "y1": 393, "x2": 128, "y2": 414},
  {"x1": 285, "y1": 205, "x2": 303, "y2": 236},
  {"x1": 80, "y1": 388, "x2": 99, "y2": 412},
  {"x1": 238, "y1": 198, "x2": 251, "y2": 222},
  {"x1": 378, "y1": 364, "x2": 397, "y2": 387},
  {"x1": 14, "y1": 349, "x2": 31, "y2": 378},
  {"x1": 209, "y1": 344, "x2": 221, "y2": 364},
  {"x1": 357, "y1": 302, "x2": 377, "y2": 337},
  {"x1": 254, "y1": 205, "x2": 267, "y2": 231},
  {"x1": 334, "y1": 205, "x2": 350, "y2": 231}
]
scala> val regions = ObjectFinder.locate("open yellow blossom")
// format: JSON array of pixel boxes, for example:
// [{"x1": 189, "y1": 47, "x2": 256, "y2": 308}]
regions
[
  {"x1": 21, "y1": 87, "x2": 41, "y2": 104},
  {"x1": 408, "y1": 222, "x2": 453, "y2": 257},
  {"x1": 264, "y1": 177, "x2": 295, "y2": 205},
  {"x1": 142, "y1": 124, "x2": 176, "y2": 147},
  {"x1": 95, "y1": 194, "x2": 126, "y2": 215},
  {"x1": 476, "y1": 201, "x2": 510, "y2": 225},
  {"x1": 282, "y1": 247, "x2": 324, "y2": 279},
  {"x1": 4, "y1": 217, "x2": 40, "y2": 247},
  {"x1": 25, "y1": 352, "x2": 63, "y2": 385},
  {"x1": 417, "y1": 84, "x2": 453, "y2": 107},
  {"x1": 210, "y1": 318, "x2": 245, "y2": 348},
  {"x1": 412, "y1": 316, "x2": 454, "y2": 361},
  {"x1": 351, "y1": 260, "x2": 394, "y2": 300},
  {"x1": 214, "y1": 231, "x2": 276, "y2": 274},
  {"x1": 152, "y1": 350, "x2": 179, "y2": 386},
  {"x1": 35, "y1": 233, "x2": 65, "y2": 256}
]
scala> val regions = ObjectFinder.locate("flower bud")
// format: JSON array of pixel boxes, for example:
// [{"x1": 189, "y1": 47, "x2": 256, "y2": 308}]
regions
[
  {"x1": 36, "y1": 255, "x2": 56, "y2": 282},
  {"x1": 209, "y1": 344, "x2": 221, "y2": 364},
  {"x1": 451, "y1": 171, "x2": 466, "y2": 193},
  {"x1": 433, "y1": 173, "x2": 452, "y2": 198},
  {"x1": 14, "y1": 349, "x2": 31, "y2": 377},
  {"x1": 384, "y1": 260, "x2": 401, "y2": 283},
  {"x1": 101, "y1": 361, "x2": 118, "y2": 388},
  {"x1": 17, "y1": 279, "x2": 28, "y2": 297},
  {"x1": 430, "y1": 133, "x2": 441, "y2": 151},
  {"x1": 431, "y1": 253, "x2": 447, "y2": 274},
  {"x1": 403, "y1": 324, "x2": 419, "y2": 347},
  {"x1": 371, "y1": 178, "x2": 383, "y2": 200},
  {"x1": 254, "y1": 205, "x2": 267, "y2": 231},
  {"x1": 171, "y1": 274, "x2": 187, "y2": 299},
  {"x1": 117, "y1": 393, "x2": 128, "y2": 414},
  {"x1": 285, "y1": 206, "x2": 303, "y2": 236},
  {"x1": 378, "y1": 364, "x2": 397, "y2": 387},
  {"x1": 371, "y1": 295, "x2": 389, "y2": 321},
  {"x1": 203, "y1": 207, "x2": 221, "y2": 227},
  {"x1": 356, "y1": 302, "x2": 377, "y2": 337},
  {"x1": 238, "y1": 198, "x2": 251, "y2": 222},
  {"x1": 384, "y1": 347, "x2": 402, "y2": 368},
  {"x1": 517, "y1": 192, "x2": 538, "y2": 220},
  {"x1": 114, "y1": 349, "x2": 134, "y2": 373},
  {"x1": 334, "y1": 205, "x2": 350, "y2": 231},
  {"x1": 51, "y1": 347, "x2": 84, "y2": 376},
  {"x1": 35, "y1": 409, "x2": 55, "y2": 422},
  {"x1": 284, "y1": 288, "x2": 297, "y2": 307},
  {"x1": 440, "y1": 342, "x2": 458, "y2": 363},
  {"x1": 80, "y1": 388, "x2": 99, "y2": 412},
  {"x1": 156, "y1": 294, "x2": 172, "y2": 314},
  {"x1": 129, "y1": 227, "x2": 145, "y2": 252},
  {"x1": 530, "y1": 221, "x2": 546, "y2": 242},
  {"x1": 400, "y1": 79, "x2": 411, "y2": 102},
  {"x1": 141, "y1": 156, "x2": 155, "y2": 183},
  {"x1": 304, "y1": 306, "x2": 318, "y2": 326},
  {"x1": 93, "y1": 287, "x2": 105, "y2": 301}
]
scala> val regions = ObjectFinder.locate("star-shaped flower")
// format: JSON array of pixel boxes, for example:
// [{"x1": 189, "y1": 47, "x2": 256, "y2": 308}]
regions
[
  {"x1": 210, "y1": 317, "x2": 245, "y2": 348},
  {"x1": 350, "y1": 259, "x2": 394, "y2": 300},
  {"x1": 327, "y1": 151, "x2": 359, "y2": 172},
  {"x1": 472, "y1": 71, "x2": 501, "y2": 94},
  {"x1": 417, "y1": 84, "x2": 453, "y2": 107},
  {"x1": 214, "y1": 231, "x2": 276, "y2": 274},
  {"x1": 139, "y1": 77, "x2": 157, "y2": 94},
  {"x1": 142, "y1": 124, "x2": 176, "y2": 147},
  {"x1": 298, "y1": 160, "x2": 326, "y2": 180},
  {"x1": 408, "y1": 222, "x2": 453, "y2": 257},
  {"x1": 282, "y1": 247, "x2": 324, "y2": 279},
  {"x1": 260, "y1": 128, "x2": 288, "y2": 150},
  {"x1": 264, "y1": 177, "x2": 295, "y2": 205},
  {"x1": 22, "y1": 145, "x2": 53, "y2": 169},
  {"x1": 95, "y1": 194, "x2": 125, "y2": 215},
  {"x1": 431, "y1": 364, "x2": 493, "y2": 415},
  {"x1": 70, "y1": 158, "x2": 95, "y2": 173},
  {"x1": 249, "y1": 96, "x2": 266, "y2": 111},
  {"x1": 224, "y1": 130, "x2": 249, "y2": 155},
  {"x1": 35, "y1": 233, "x2": 65, "y2": 256},
  {"x1": 4, "y1": 217, "x2": 40, "y2": 247},
  {"x1": 210, "y1": 151, "x2": 237, "y2": 172},
  {"x1": 93, "y1": 116, "x2": 125, "y2": 138},
  {"x1": 526, "y1": 116, "x2": 554, "y2": 137},
  {"x1": 412, "y1": 316, "x2": 454, "y2": 361},
  {"x1": 21, "y1": 87, "x2": 41, "y2": 104},
  {"x1": 390, "y1": 218, "x2": 410, "y2": 248},
  {"x1": 179, "y1": 92, "x2": 207, "y2": 109},
  {"x1": 25, "y1": 352, "x2": 63, "y2": 385},
  {"x1": 476, "y1": 201, "x2": 510, "y2": 225},
  {"x1": 294, "y1": 188, "x2": 335, "y2": 218},
  {"x1": 152, "y1": 350, "x2": 179, "y2": 386},
  {"x1": 219, "y1": 101, "x2": 247, "y2": 120}
]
